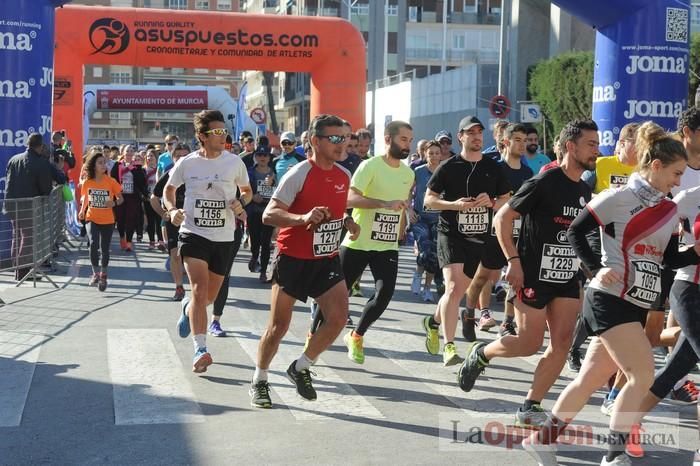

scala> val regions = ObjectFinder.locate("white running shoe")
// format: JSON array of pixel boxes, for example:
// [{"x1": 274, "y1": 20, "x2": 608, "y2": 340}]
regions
[
  {"x1": 422, "y1": 287, "x2": 434, "y2": 303},
  {"x1": 522, "y1": 436, "x2": 558, "y2": 466},
  {"x1": 600, "y1": 453, "x2": 631, "y2": 466},
  {"x1": 411, "y1": 272, "x2": 421, "y2": 294}
]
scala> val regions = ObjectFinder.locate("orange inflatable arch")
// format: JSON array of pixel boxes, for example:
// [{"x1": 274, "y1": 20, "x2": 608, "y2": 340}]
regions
[{"x1": 53, "y1": 5, "x2": 366, "y2": 179}]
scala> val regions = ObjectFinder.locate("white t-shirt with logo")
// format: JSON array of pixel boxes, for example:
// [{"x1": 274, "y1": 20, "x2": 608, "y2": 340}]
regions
[
  {"x1": 166, "y1": 150, "x2": 249, "y2": 242},
  {"x1": 674, "y1": 186, "x2": 700, "y2": 284}
]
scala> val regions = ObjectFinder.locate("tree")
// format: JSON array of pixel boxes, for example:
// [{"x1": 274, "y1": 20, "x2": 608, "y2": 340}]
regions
[{"x1": 528, "y1": 51, "x2": 594, "y2": 143}]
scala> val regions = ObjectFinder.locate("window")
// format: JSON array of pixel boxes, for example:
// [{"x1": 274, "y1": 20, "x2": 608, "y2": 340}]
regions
[
  {"x1": 463, "y1": 0, "x2": 477, "y2": 14},
  {"x1": 217, "y1": 0, "x2": 232, "y2": 10},
  {"x1": 109, "y1": 72, "x2": 132, "y2": 84},
  {"x1": 168, "y1": 0, "x2": 186, "y2": 9},
  {"x1": 149, "y1": 67, "x2": 164, "y2": 72},
  {"x1": 196, "y1": 0, "x2": 210, "y2": 9},
  {"x1": 93, "y1": 112, "x2": 103, "y2": 119},
  {"x1": 351, "y1": 4, "x2": 369, "y2": 15},
  {"x1": 408, "y1": 6, "x2": 418, "y2": 22},
  {"x1": 452, "y1": 34, "x2": 465, "y2": 49},
  {"x1": 92, "y1": 67, "x2": 103, "y2": 78},
  {"x1": 386, "y1": 4, "x2": 398, "y2": 15},
  {"x1": 194, "y1": 68, "x2": 208, "y2": 73}
]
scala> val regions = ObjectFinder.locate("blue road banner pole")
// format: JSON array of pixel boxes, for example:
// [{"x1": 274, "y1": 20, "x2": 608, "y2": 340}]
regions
[
  {"x1": 0, "y1": 0, "x2": 71, "y2": 262},
  {"x1": 553, "y1": 0, "x2": 690, "y2": 155}
]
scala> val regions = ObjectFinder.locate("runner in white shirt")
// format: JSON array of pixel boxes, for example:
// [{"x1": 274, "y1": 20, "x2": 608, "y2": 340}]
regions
[{"x1": 165, "y1": 110, "x2": 252, "y2": 374}]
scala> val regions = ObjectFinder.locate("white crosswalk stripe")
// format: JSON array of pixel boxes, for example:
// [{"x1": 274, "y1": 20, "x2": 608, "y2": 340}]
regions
[
  {"x1": 0, "y1": 331, "x2": 42, "y2": 427},
  {"x1": 235, "y1": 311, "x2": 385, "y2": 421},
  {"x1": 107, "y1": 329, "x2": 205, "y2": 425}
]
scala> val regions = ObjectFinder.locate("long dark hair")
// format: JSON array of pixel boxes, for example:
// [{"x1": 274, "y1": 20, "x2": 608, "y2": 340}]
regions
[{"x1": 84, "y1": 151, "x2": 104, "y2": 180}]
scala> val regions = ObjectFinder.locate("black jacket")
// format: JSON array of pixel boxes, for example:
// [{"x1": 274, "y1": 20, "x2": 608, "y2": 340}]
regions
[{"x1": 5, "y1": 149, "x2": 53, "y2": 199}]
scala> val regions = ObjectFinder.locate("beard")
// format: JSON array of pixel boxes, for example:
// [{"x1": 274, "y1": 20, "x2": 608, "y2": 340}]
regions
[
  {"x1": 389, "y1": 140, "x2": 410, "y2": 160},
  {"x1": 526, "y1": 144, "x2": 538, "y2": 154}
]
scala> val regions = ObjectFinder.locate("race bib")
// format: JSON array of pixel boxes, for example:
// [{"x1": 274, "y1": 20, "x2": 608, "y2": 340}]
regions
[
  {"x1": 625, "y1": 260, "x2": 661, "y2": 307},
  {"x1": 88, "y1": 189, "x2": 109, "y2": 208},
  {"x1": 458, "y1": 207, "x2": 489, "y2": 235},
  {"x1": 193, "y1": 199, "x2": 225, "y2": 228},
  {"x1": 609, "y1": 174, "x2": 629, "y2": 189},
  {"x1": 257, "y1": 180, "x2": 275, "y2": 199},
  {"x1": 313, "y1": 219, "x2": 343, "y2": 257},
  {"x1": 122, "y1": 181, "x2": 134, "y2": 194},
  {"x1": 371, "y1": 212, "x2": 400, "y2": 242},
  {"x1": 490, "y1": 217, "x2": 522, "y2": 237},
  {"x1": 539, "y1": 243, "x2": 580, "y2": 283}
]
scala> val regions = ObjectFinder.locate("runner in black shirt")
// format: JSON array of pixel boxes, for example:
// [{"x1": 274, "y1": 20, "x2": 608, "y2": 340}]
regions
[
  {"x1": 458, "y1": 119, "x2": 598, "y2": 430},
  {"x1": 422, "y1": 115, "x2": 511, "y2": 366}
]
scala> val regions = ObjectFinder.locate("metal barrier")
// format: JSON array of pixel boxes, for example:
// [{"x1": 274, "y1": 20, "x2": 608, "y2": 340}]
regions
[{"x1": 1, "y1": 186, "x2": 66, "y2": 288}]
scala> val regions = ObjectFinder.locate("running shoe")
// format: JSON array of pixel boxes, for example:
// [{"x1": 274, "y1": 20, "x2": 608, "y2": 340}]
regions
[
  {"x1": 286, "y1": 361, "x2": 317, "y2": 401},
  {"x1": 344, "y1": 331, "x2": 365, "y2": 364},
  {"x1": 351, "y1": 282, "x2": 364, "y2": 297},
  {"x1": 422, "y1": 316, "x2": 440, "y2": 355},
  {"x1": 477, "y1": 309, "x2": 497, "y2": 331},
  {"x1": 515, "y1": 403, "x2": 548, "y2": 429},
  {"x1": 669, "y1": 379, "x2": 699, "y2": 405},
  {"x1": 411, "y1": 272, "x2": 422, "y2": 294},
  {"x1": 457, "y1": 341, "x2": 487, "y2": 391},
  {"x1": 173, "y1": 285, "x2": 185, "y2": 301},
  {"x1": 98, "y1": 273, "x2": 108, "y2": 292},
  {"x1": 522, "y1": 435, "x2": 558, "y2": 466},
  {"x1": 89, "y1": 272, "x2": 99, "y2": 287},
  {"x1": 136, "y1": 235, "x2": 143, "y2": 242},
  {"x1": 494, "y1": 284, "x2": 507, "y2": 302},
  {"x1": 422, "y1": 288, "x2": 434, "y2": 303},
  {"x1": 600, "y1": 453, "x2": 632, "y2": 466},
  {"x1": 443, "y1": 342, "x2": 463, "y2": 366},
  {"x1": 600, "y1": 398, "x2": 614, "y2": 416},
  {"x1": 567, "y1": 349, "x2": 582, "y2": 372},
  {"x1": 208, "y1": 320, "x2": 226, "y2": 337},
  {"x1": 249, "y1": 380, "x2": 272, "y2": 408},
  {"x1": 346, "y1": 316, "x2": 354, "y2": 327},
  {"x1": 259, "y1": 272, "x2": 268, "y2": 283},
  {"x1": 192, "y1": 347, "x2": 212, "y2": 373},
  {"x1": 625, "y1": 424, "x2": 644, "y2": 459},
  {"x1": 148, "y1": 241, "x2": 156, "y2": 250},
  {"x1": 248, "y1": 258, "x2": 259, "y2": 273},
  {"x1": 157, "y1": 241, "x2": 167, "y2": 252},
  {"x1": 119, "y1": 238, "x2": 127, "y2": 250},
  {"x1": 460, "y1": 309, "x2": 477, "y2": 342},
  {"x1": 165, "y1": 256, "x2": 171, "y2": 271},
  {"x1": 177, "y1": 296, "x2": 191, "y2": 338},
  {"x1": 498, "y1": 320, "x2": 517, "y2": 337},
  {"x1": 125, "y1": 242, "x2": 133, "y2": 252}
]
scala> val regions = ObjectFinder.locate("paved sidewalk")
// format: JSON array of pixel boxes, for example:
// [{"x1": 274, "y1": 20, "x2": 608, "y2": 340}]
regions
[{"x1": 0, "y1": 236, "x2": 696, "y2": 465}]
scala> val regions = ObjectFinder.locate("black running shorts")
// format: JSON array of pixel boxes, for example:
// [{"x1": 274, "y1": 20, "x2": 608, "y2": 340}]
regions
[
  {"x1": 178, "y1": 232, "x2": 235, "y2": 276},
  {"x1": 583, "y1": 287, "x2": 647, "y2": 336},
  {"x1": 166, "y1": 222, "x2": 180, "y2": 251},
  {"x1": 481, "y1": 235, "x2": 507, "y2": 270},
  {"x1": 437, "y1": 232, "x2": 483, "y2": 278},
  {"x1": 272, "y1": 254, "x2": 344, "y2": 302},
  {"x1": 516, "y1": 280, "x2": 580, "y2": 310}
]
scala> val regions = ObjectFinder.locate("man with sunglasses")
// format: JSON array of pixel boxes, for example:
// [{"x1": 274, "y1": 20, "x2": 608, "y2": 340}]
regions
[
  {"x1": 435, "y1": 130, "x2": 456, "y2": 161},
  {"x1": 250, "y1": 114, "x2": 359, "y2": 408},
  {"x1": 239, "y1": 133, "x2": 257, "y2": 169},
  {"x1": 311, "y1": 121, "x2": 415, "y2": 365},
  {"x1": 165, "y1": 110, "x2": 252, "y2": 374},
  {"x1": 273, "y1": 131, "x2": 305, "y2": 181},
  {"x1": 156, "y1": 134, "x2": 179, "y2": 179}
]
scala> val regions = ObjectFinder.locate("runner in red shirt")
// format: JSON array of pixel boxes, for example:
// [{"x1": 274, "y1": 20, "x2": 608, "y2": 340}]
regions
[{"x1": 250, "y1": 114, "x2": 360, "y2": 408}]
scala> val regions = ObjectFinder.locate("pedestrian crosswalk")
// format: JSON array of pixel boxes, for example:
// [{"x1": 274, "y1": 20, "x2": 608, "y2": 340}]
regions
[{"x1": 0, "y1": 330, "x2": 41, "y2": 427}]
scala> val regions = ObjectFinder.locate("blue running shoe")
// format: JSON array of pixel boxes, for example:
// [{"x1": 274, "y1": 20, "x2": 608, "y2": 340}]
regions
[
  {"x1": 192, "y1": 347, "x2": 212, "y2": 373},
  {"x1": 165, "y1": 256, "x2": 171, "y2": 271},
  {"x1": 177, "y1": 296, "x2": 191, "y2": 338},
  {"x1": 208, "y1": 320, "x2": 226, "y2": 337}
]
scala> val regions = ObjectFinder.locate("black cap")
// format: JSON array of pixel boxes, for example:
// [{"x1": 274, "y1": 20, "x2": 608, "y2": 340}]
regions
[{"x1": 458, "y1": 115, "x2": 485, "y2": 132}]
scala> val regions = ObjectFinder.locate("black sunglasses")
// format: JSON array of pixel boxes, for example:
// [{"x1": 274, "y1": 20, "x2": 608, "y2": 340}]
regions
[{"x1": 318, "y1": 135, "x2": 346, "y2": 144}]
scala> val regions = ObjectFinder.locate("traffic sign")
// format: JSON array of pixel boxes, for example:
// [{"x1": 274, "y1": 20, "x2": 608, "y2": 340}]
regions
[
  {"x1": 520, "y1": 103, "x2": 542, "y2": 123},
  {"x1": 489, "y1": 95, "x2": 511, "y2": 119},
  {"x1": 250, "y1": 107, "x2": 267, "y2": 124}
]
